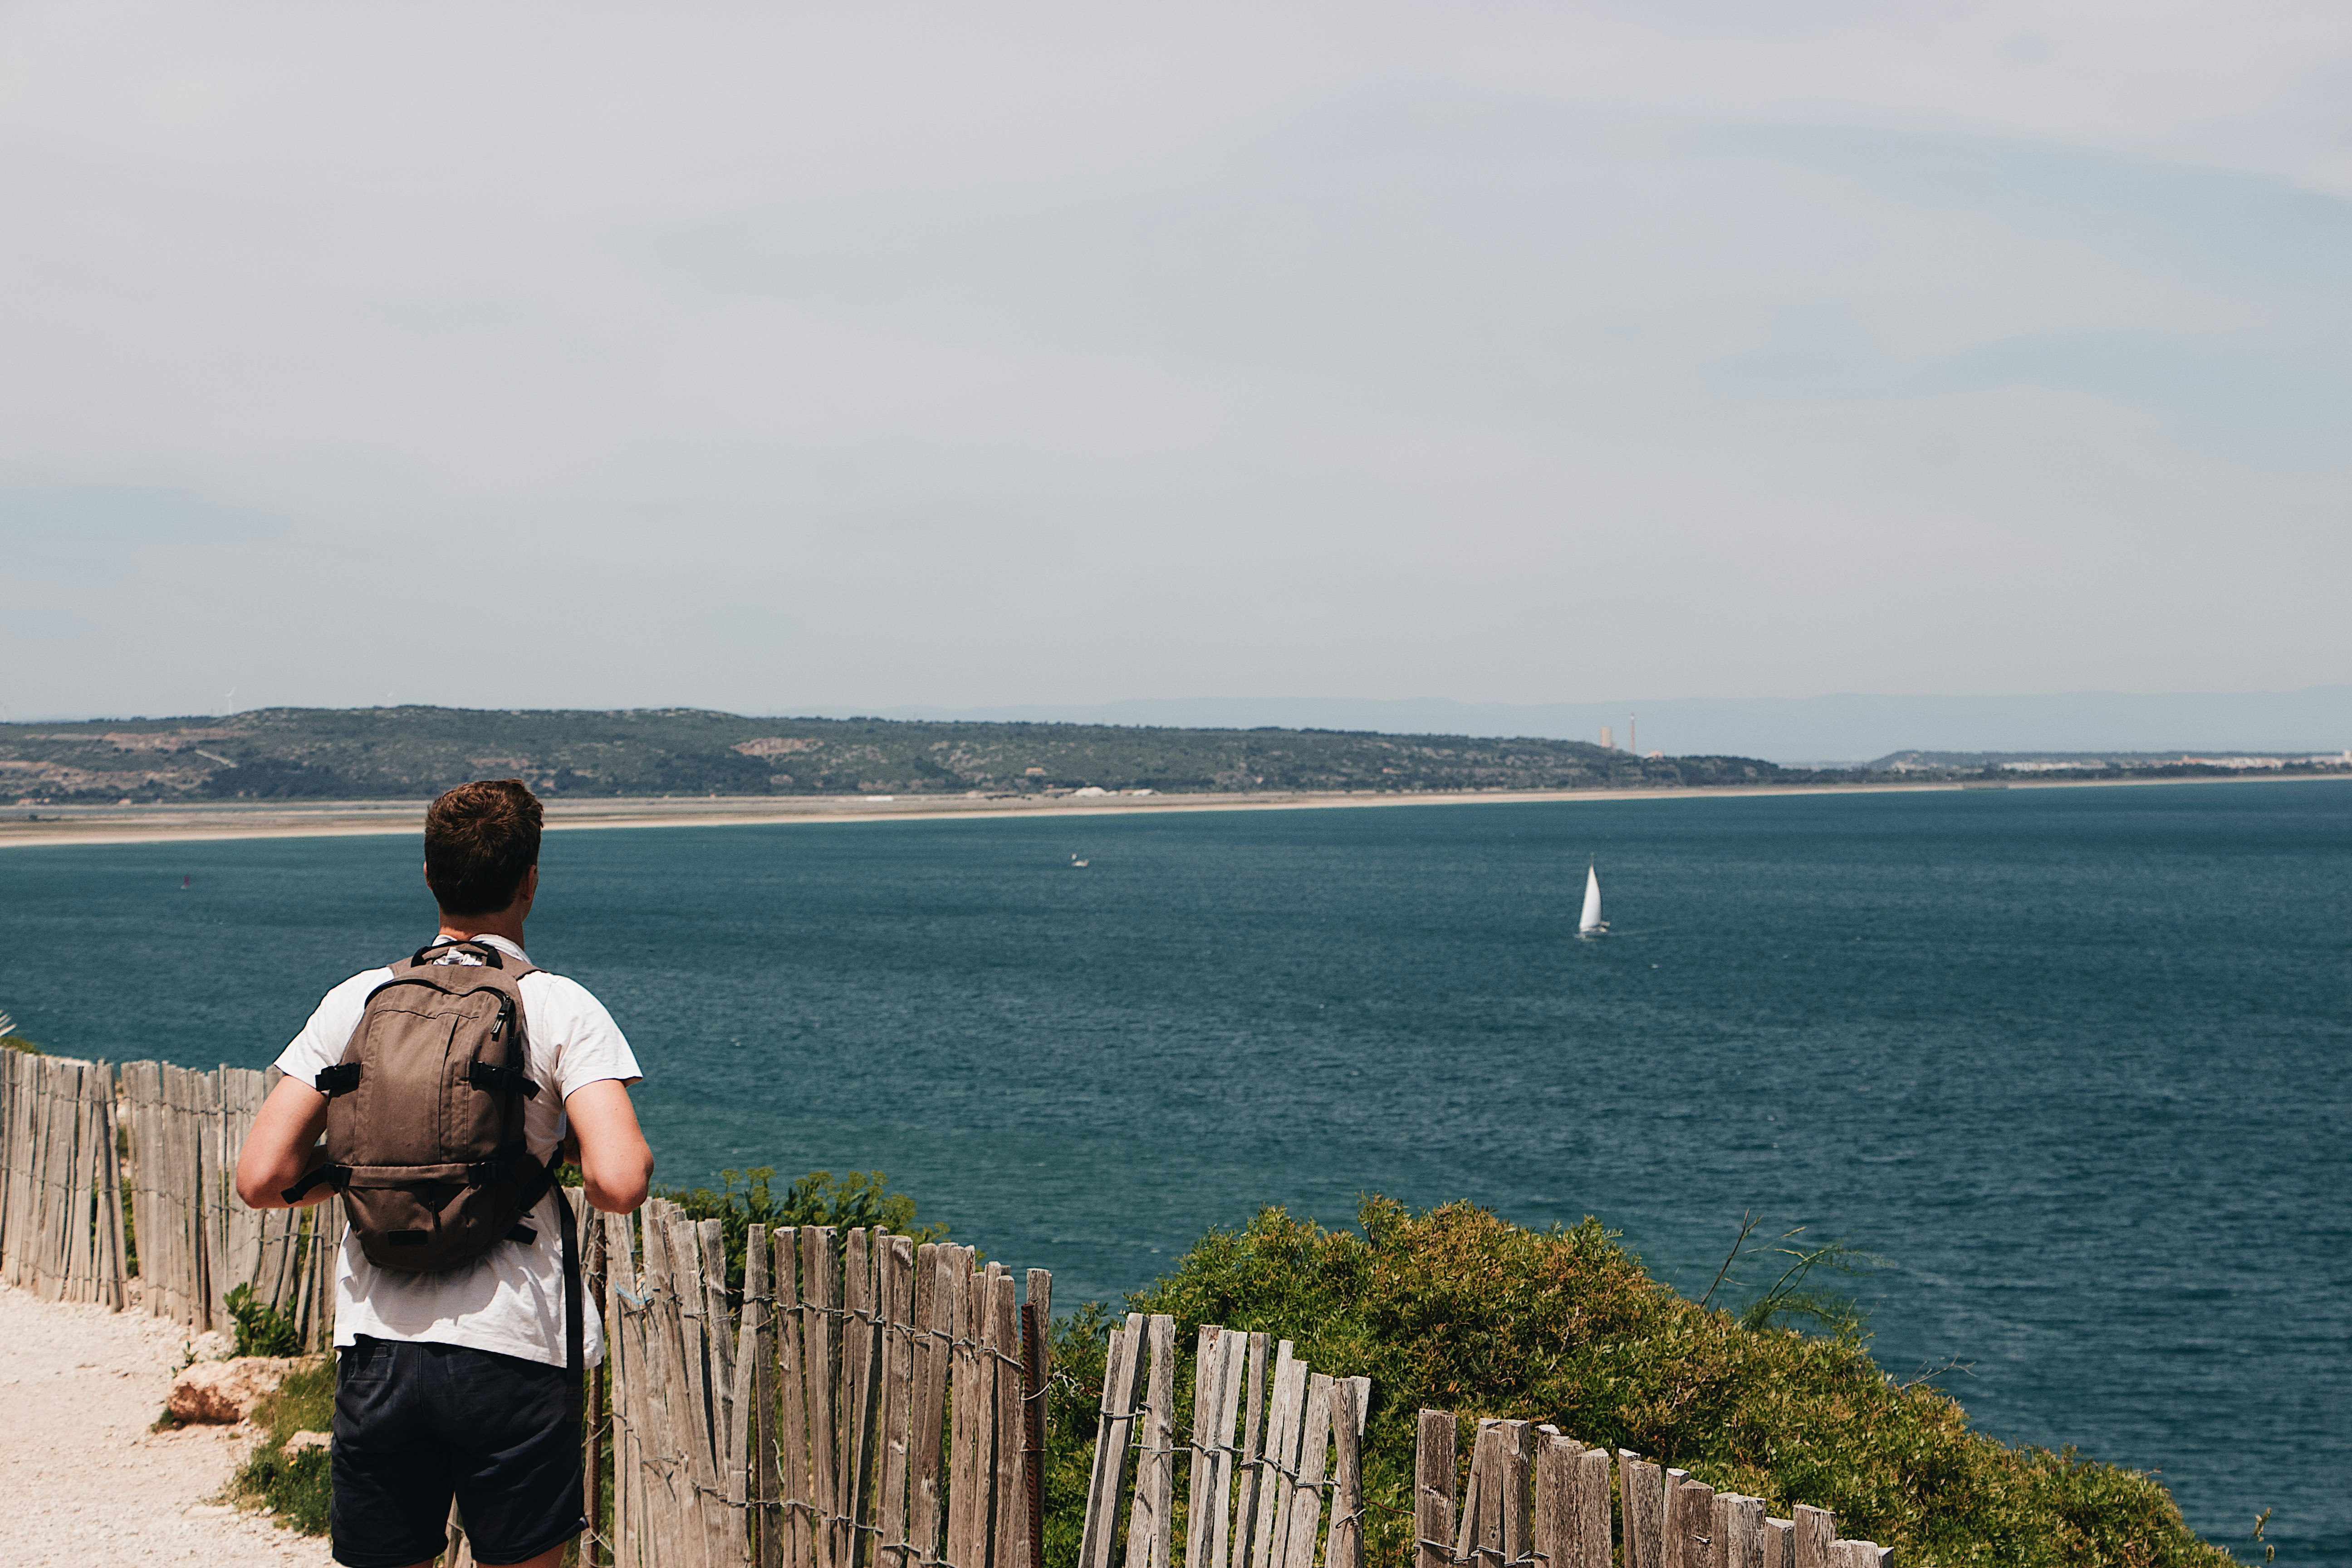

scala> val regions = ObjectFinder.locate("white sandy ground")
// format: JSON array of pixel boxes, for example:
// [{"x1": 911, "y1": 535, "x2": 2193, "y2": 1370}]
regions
[{"x1": 0, "y1": 1282, "x2": 336, "y2": 1566}]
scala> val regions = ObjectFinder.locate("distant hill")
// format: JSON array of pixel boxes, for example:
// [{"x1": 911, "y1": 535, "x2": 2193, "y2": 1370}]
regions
[
  {"x1": 879, "y1": 686, "x2": 2352, "y2": 763},
  {"x1": 0, "y1": 707, "x2": 1799, "y2": 803}
]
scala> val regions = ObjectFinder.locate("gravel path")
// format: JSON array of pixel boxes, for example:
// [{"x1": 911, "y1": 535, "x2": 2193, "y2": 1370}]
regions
[{"x1": 0, "y1": 1283, "x2": 336, "y2": 1565}]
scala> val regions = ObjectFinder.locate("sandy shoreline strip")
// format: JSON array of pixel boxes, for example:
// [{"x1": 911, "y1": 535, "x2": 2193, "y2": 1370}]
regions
[{"x1": 2, "y1": 770, "x2": 2343, "y2": 850}]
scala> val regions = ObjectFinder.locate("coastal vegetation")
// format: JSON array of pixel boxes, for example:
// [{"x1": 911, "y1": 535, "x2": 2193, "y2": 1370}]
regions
[
  {"x1": 1049, "y1": 1200, "x2": 2230, "y2": 1568},
  {"x1": 215, "y1": 1272, "x2": 543, "y2": 1540},
  {"x1": 225, "y1": 1356, "x2": 334, "y2": 1534},
  {"x1": 656, "y1": 1166, "x2": 955, "y2": 1292},
  {"x1": 225, "y1": 1280, "x2": 307, "y2": 1359}
]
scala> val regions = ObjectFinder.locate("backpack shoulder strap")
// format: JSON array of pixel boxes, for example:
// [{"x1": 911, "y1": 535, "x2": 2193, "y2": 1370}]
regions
[
  {"x1": 556, "y1": 1185, "x2": 584, "y2": 1421},
  {"x1": 512, "y1": 1152, "x2": 586, "y2": 1421}
]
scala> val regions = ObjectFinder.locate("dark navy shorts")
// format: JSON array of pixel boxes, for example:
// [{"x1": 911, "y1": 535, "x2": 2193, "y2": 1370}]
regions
[{"x1": 332, "y1": 1336, "x2": 584, "y2": 1568}]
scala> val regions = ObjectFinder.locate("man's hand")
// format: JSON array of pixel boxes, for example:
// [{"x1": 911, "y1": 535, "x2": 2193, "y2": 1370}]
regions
[
  {"x1": 566, "y1": 1078, "x2": 653, "y2": 1214},
  {"x1": 234, "y1": 1076, "x2": 334, "y2": 1210}
]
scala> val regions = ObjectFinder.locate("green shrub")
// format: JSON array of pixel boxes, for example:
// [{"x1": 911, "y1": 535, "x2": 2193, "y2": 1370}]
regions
[
  {"x1": 229, "y1": 1356, "x2": 335, "y2": 1534},
  {"x1": 225, "y1": 1281, "x2": 305, "y2": 1358},
  {"x1": 1042, "y1": 1199, "x2": 2227, "y2": 1568},
  {"x1": 658, "y1": 1168, "x2": 948, "y2": 1294}
]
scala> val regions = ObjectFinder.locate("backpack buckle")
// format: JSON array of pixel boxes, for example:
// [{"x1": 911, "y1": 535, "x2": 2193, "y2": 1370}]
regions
[
  {"x1": 314, "y1": 1063, "x2": 362, "y2": 1098},
  {"x1": 466, "y1": 1160, "x2": 502, "y2": 1188},
  {"x1": 465, "y1": 1061, "x2": 541, "y2": 1099}
]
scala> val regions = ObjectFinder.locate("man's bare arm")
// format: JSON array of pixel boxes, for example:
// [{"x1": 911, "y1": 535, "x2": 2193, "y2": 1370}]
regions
[
  {"x1": 236, "y1": 1071, "x2": 650, "y2": 1214},
  {"x1": 567, "y1": 1078, "x2": 653, "y2": 1214},
  {"x1": 234, "y1": 1076, "x2": 334, "y2": 1210}
]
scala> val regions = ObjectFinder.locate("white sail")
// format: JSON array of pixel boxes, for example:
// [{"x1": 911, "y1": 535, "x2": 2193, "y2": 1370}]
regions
[{"x1": 1579, "y1": 862, "x2": 1604, "y2": 933}]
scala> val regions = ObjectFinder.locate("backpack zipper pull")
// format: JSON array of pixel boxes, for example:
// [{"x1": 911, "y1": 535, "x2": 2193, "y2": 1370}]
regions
[{"x1": 492, "y1": 996, "x2": 513, "y2": 1040}]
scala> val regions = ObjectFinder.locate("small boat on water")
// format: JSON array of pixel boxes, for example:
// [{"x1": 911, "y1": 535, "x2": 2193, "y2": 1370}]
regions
[
  {"x1": 1578, "y1": 862, "x2": 1607, "y2": 936},
  {"x1": 1070, "y1": 854, "x2": 1089, "y2": 868}
]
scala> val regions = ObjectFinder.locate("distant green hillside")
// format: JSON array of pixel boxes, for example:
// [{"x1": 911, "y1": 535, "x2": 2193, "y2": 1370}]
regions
[{"x1": 0, "y1": 706, "x2": 1801, "y2": 802}]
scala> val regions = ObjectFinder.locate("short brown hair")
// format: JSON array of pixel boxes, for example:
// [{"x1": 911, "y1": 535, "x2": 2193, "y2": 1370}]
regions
[{"x1": 424, "y1": 779, "x2": 544, "y2": 915}]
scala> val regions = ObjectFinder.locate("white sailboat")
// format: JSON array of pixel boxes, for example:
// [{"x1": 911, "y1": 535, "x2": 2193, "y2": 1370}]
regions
[{"x1": 1578, "y1": 862, "x2": 1607, "y2": 936}]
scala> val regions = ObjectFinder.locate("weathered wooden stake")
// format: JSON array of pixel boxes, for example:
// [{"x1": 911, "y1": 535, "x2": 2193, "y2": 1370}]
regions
[
  {"x1": 804, "y1": 1226, "x2": 840, "y2": 1568},
  {"x1": 1254, "y1": 1348, "x2": 1305, "y2": 1568},
  {"x1": 992, "y1": 1271, "x2": 1028, "y2": 1568},
  {"x1": 1229, "y1": 1334, "x2": 1269, "y2": 1568},
  {"x1": 1322, "y1": 1377, "x2": 1363, "y2": 1568},
  {"x1": 1661, "y1": 1471, "x2": 1712, "y2": 1568},
  {"x1": 1022, "y1": 1269, "x2": 1053, "y2": 1568},
  {"x1": 1126, "y1": 1315, "x2": 1178, "y2": 1568},
  {"x1": 1619, "y1": 1454, "x2": 1664, "y2": 1568},
  {"x1": 1279, "y1": 1372, "x2": 1333, "y2": 1568},
  {"x1": 778, "y1": 1228, "x2": 813, "y2": 1568},
  {"x1": 1414, "y1": 1411, "x2": 1457, "y2": 1568},
  {"x1": 876, "y1": 1237, "x2": 914, "y2": 1568},
  {"x1": 1715, "y1": 1494, "x2": 1764, "y2": 1568},
  {"x1": 1793, "y1": 1504, "x2": 1837, "y2": 1568},
  {"x1": 1078, "y1": 1313, "x2": 1147, "y2": 1568},
  {"x1": 910, "y1": 1243, "x2": 951, "y2": 1568}
]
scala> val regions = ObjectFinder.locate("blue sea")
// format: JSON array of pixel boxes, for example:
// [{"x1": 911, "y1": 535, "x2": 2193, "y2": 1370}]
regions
[{"x1": 3, "y1": 781, "x2": 2346, "y2": 1562}]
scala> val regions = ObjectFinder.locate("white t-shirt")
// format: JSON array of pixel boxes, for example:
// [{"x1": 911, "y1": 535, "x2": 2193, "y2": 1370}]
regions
[{"x1": 274, "y1": 933, "x2": 642, "y2": 1369}]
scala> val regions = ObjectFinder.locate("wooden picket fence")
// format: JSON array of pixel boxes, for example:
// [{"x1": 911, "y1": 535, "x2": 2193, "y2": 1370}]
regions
[
  {"x1": 118, "y1": 1061, "x2": 337, "y2": 1347},
  {"x1": 591, "y1": 1198, "x2": 1056, "y2": 1568},
  {"x1": 1413, "y1": 1412, "x2": 1892, "y2": 1568},
  {"x1": 0, "y1": 1054, "x2": 334, "y2": 1343},
  {"x1": 1086, "y1": 1319, "x2": 1369, "y2": 1568},
  {"x1": 590, "y1": 1219, "x2": 1376, "y2": 1568},
  {"x1": 0, "y1": 1049, "x2": 127, "y2": 1306}
]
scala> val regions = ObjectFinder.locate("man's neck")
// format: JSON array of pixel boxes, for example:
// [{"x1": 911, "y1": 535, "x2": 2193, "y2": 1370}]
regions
[{"x1": 437, "y1": 916, "x2": 527, "y2": 949}]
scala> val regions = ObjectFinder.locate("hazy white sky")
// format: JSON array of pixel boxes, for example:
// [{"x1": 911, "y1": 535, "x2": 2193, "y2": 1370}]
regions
[{"x1": 4, "y1": 1, "x2": 2348, "y2": 719}]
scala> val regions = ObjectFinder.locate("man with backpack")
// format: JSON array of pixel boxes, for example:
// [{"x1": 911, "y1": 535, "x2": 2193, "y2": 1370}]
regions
[{"x1": 235, "y1": 778, "x2": 655, "y2": 1568}]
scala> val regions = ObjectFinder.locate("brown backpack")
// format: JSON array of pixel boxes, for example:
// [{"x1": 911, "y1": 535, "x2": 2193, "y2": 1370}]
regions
[{"x1": 284, "y1": 938, "x2": 582, "y2": 1390}]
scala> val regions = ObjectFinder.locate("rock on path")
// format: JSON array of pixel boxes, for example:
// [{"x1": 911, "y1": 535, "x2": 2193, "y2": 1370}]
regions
[{"x1": 0, "y1": 1283, "x2": 335, "y2": 1565}]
